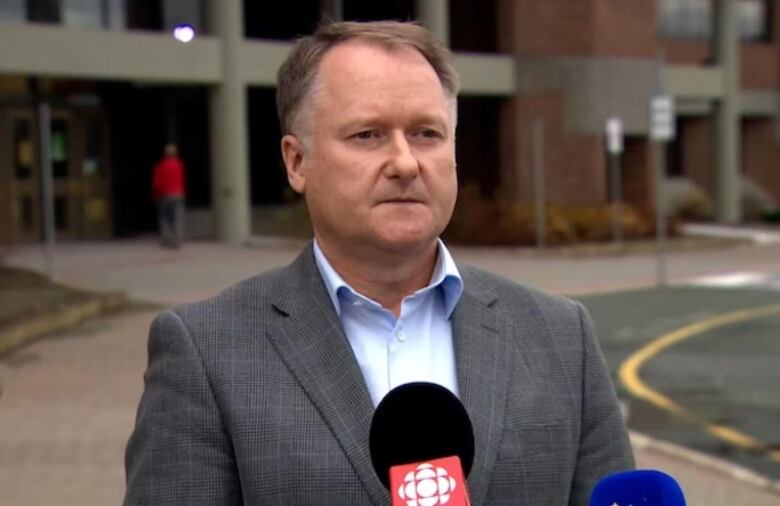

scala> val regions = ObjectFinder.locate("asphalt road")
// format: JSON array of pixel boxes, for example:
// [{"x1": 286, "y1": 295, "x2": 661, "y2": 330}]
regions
[
  {"x1": 3, "y1": 239, "x2": 780, "y2": 504},
  {"x1": 577, "y1": 286, "x2": 780, "y2": 479}
]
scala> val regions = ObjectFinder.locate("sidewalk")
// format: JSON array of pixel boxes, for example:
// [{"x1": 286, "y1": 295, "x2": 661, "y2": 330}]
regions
[{"x1": 1, "y1": 237, "x2": 779, "y2": 505}]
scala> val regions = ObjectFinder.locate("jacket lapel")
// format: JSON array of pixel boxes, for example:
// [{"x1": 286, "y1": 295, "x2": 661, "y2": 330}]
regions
[
  {"x1": 266, "y1": 248, "x2": 388, "y2": 505},
  {"x1": 452, "y1": 269, "x2": 512, "y2": 506}
]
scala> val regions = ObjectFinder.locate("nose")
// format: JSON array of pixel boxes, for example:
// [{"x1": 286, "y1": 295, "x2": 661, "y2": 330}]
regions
[{"x1": 384, "y1": 132, "x2": 419, "y2": 180}]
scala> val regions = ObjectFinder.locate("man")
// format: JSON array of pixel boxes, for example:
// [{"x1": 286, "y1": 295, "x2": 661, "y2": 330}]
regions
[
  {"x1": 151, "y1": 143, "x2": 186, "y2": 249},
  {"x1": 125, "y1": 21, "x2": 633, "y2": 505}
]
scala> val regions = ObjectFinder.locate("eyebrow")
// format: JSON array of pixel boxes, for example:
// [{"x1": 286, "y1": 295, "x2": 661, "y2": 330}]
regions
[{"x1": 336, "y1": 112, "x2": 450, "y2": 133}]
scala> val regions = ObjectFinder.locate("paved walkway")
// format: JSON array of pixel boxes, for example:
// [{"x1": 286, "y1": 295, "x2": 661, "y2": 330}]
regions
[{"x1": 2, "y1": 237, "x2": 779, "y2": 505}]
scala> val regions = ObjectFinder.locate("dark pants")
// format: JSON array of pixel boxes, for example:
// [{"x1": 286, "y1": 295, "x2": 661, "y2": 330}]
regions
[{"x1": 158, "y1": 196, "x2": 184, "y2": 248}]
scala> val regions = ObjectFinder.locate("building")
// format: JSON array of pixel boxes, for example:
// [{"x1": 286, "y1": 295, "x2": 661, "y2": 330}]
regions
[{"x1": 0, "y1": 0, "x2": 777, "y2": 245}]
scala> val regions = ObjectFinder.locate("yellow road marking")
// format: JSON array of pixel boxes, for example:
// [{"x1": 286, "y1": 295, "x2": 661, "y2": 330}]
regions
[{"x1": 618, "y1": 304, "x2": 780, "y2": 461}]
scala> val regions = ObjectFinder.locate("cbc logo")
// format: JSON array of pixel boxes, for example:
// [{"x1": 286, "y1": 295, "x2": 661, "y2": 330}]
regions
[{"x1": 397, "y1": 463, "x2": 458, "y2": 506}]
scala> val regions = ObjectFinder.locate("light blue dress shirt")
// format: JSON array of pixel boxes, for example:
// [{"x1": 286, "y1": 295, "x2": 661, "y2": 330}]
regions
[{"x1": 313, "y1": 239, "x2": 464, "y2": 407}]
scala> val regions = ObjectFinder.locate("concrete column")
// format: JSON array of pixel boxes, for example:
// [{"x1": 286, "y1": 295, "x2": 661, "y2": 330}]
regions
[
  {"x1": 322, "y1": 0, "x2": 343, "y2": 21},
  {"x1": 163, "y1": 0, "x2": 202, "y2": 31},
  {"x1": 105, "y1": 0, "x2": 126, "y2": 29},
  {"x1": 416, "y1": 0, "x2": 449, "y2": 46},
  {"x1": 712, "y1": 0, "x2": 741, "y2": 223},
  {"x1": 208, "y1": 0, "x2": 251, "y2": 244},
  {"x1": 0, "y1": 0, "x2": 25, "y2": 21}
]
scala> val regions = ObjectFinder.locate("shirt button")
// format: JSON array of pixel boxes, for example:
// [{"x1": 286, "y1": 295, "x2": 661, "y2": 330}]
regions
[{"x1": 396, "y1": 329, "x2": 406, "y2": 342}]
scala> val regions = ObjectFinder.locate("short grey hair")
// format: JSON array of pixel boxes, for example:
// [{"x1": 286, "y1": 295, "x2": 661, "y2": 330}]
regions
[{"x1": 276, "y1": 20, "x2": 460, "y2": 136}]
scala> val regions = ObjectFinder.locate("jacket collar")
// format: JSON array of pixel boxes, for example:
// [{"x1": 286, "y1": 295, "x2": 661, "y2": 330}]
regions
[
  {"x1": 268, "y1": 246, "x2": 513, "y2": 506},
  {"x1": 268, "y1": 247, "x2": 387, "y2": 504}
]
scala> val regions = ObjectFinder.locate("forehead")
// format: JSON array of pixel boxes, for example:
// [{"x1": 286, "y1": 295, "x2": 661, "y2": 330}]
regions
[{"x1": 313, "y1": 39, "x2": 450, "y2": 114}]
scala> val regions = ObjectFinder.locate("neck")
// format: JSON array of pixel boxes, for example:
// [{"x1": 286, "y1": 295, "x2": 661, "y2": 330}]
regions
[{"x1": 316, "y1": 238, "x2": 438, "y2": 318}]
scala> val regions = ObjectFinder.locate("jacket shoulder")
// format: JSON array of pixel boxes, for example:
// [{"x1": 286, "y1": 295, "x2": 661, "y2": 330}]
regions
[
  {"x1": 459, "y1": 264, "x2": 583, "y2": 322},
  {"x1": 166, "y1": 264, "x2": 290, "y2": 339}
]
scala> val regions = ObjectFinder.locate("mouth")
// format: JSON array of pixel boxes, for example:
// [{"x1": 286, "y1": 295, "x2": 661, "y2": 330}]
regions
[
  {"x1": 378, "y1": 200, "x2": 426, "y2": 209},
  {"x1": 379, "y1": 197, "x2": 424, "y2": 204}
]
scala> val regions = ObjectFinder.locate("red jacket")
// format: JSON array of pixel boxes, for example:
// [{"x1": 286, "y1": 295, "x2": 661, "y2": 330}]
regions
[{"x1": 152, "y1": 155, "x2": 185, "y2": 200}]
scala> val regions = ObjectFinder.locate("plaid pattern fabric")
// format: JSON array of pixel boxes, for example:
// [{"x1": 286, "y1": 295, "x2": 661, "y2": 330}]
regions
[{"x1": 124, "y1": 246, "x2": 634, "y2": 505}]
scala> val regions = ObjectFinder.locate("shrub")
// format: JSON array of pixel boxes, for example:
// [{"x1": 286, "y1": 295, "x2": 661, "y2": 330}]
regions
[
  {"x1": 444, "y1": 184, "x2": 653, "y2": 246},
  {"x1": 663, "y1": 177, "x2": 713, "y2": 220},
  {"x1": 741, "y1": 177, "x2": 777, "y2": 221},
  {"x1": 760, "y1": 208, "x2": 780, "y2": 223}
]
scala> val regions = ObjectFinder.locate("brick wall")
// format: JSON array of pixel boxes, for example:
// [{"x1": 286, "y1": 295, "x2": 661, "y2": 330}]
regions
[
  {"x1": 494, "y1": 0, "x2": 779, "y2": 216},
  {"x1": 509, "y1": 94, "x2": 607, "y2": 206},
  {"x1": 681, "y1": 117, "x2": 715, "y2": 195},
  {"x1": 508, "y1": 0, "x2": 597, "y2": 57},
  {"x1": 622, "y1": 137, "x2": 657, "y2": 215},
  {"x1": 742, "y1": 44, "x2": 778, "y2": 89},
  {"x1": 742, "y1": 119, "x2": 780, "y2": 202},
  {"x1": 593, "y1": 0, "x2": 656, "y2": 58},
  {"x1": 507, "y1": 0, "x2": 656, "y2": 59}
]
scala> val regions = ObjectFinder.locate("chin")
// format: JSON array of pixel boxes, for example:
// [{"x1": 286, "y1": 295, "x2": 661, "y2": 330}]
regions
[{"x1": 375, "y1": 231, "x2": 438, "y2": 254}]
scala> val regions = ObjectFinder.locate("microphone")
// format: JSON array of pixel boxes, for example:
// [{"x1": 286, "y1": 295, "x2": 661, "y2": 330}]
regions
[
  {"x1": 590, "y1": 469, "x2": 686, "y2": 506},
  {"x1": 369, "y1": 382, "x2": 475, "y2": 506}
]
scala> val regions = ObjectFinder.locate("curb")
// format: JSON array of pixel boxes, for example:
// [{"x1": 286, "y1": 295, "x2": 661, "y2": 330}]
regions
[
  {"x1": 630, "y1": 431, "x2": 780, "y2": 495},
  {"x1": 680, "y1": 224, "x2": 780, "y2": 245},
  {"x1": 0, "y1": 292, "x2": 128, "y2": 356},
  {"x1": 247, "y1": 234, "x2": 745, "y2": 258}
]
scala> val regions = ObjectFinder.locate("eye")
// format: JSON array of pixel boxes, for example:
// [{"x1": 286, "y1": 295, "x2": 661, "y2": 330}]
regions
[
  {"x1": 352, "y1": 130, "x2": 379, "y2": 140},
  {"x1": 412, "y1": 128, "x2": 444, "y2": 141}
]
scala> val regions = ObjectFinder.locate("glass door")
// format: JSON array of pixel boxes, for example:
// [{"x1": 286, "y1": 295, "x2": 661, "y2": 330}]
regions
[
  {"x1": 50, "y1": 110, "x2": 76, "y2": 240},
  {"x1": 8, "y1": 110, "x2": 40, "y2": 242},
  {"x1": 2, "y1": 106, "x2": 111, "y2": 243}
]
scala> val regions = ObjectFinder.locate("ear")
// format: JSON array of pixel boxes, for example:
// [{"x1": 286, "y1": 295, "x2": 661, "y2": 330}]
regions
[{"x1": 281, "y1": 134, "x2": 307, "y2": 194}]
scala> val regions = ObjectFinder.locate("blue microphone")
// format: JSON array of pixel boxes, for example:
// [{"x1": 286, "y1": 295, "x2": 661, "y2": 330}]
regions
[{"x1": 590, "y1": 470, "x2": 686, "y2": 506}]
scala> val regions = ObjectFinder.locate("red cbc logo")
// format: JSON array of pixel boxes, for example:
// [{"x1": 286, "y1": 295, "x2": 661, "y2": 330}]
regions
[{"x1": 396, "y1": 462, "x2": 458, "y2": 506}]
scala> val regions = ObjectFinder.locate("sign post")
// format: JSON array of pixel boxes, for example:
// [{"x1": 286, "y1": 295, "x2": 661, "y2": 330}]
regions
[
  {"x1": 649, "y1": 94, "x2": 675, "y2": 287},
  {"x1": 37, "y1": 101, "x2": 56, "y2": 280},
  {"x1": 605, "y1": 117, "x2": 624, "y2": 244},
  {"x1": 533, "y1": 119, "x2": 546, "y2": 249}
]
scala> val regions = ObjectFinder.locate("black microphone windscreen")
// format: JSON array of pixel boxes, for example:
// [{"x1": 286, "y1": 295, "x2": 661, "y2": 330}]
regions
[{"x1": 368, "y1": 382, "x2": 475, "y2": 489}]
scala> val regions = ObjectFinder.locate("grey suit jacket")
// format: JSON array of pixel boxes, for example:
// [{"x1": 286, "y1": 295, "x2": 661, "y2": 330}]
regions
[{"x1": 125, "y1": 246, "x2": 634, "y2": 505}]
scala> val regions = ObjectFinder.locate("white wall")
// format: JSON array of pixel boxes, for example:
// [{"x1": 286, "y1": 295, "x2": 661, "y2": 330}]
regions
[
  {"x1": 63, "y1": 0, "x2": 104, "y2": 28},
  {"x1": 0, "y1": 0, "x2": 25, "y2": 22}
]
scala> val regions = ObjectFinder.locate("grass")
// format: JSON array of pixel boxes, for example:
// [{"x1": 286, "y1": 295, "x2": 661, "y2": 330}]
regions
[{"x1": 0, "y1": 266, "x2": 93, "y2": 328}]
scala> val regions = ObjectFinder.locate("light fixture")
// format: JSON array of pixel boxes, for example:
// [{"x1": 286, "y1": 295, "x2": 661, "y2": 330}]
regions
[{"x1": 173, "y1": 24, "x2": 195, "y2": 43}]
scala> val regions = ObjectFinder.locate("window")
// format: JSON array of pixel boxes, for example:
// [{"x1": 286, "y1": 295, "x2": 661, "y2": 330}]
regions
[
  {"x1": 657, "y1": 0, "x2": 771, "y2": 42},
  {"x1": 126, "y1": 0, "x2": 163, "y2": 31},
  {"x1": 62, "y1": 0, "x2": 104, "y2": 28},
  {"x1": 450, "y1": 0, "x2": 498, "y2": 52},
  {"x1": 84, "y1": 115, "x2": 104, "y2": 176},
  {"x1": 51, "y1": 118, "x2": 69, "y2": 179},
  {"x1": 20, "y1": 196, "x2": 34, "y2": 232},
  {"x1": 243, "y1": 0, "x2": 319, "y2": 40},
  {"x1": 13, "y1": 117, "x2": 34, "y2": 180},
  {"x1": 739, "y1": 0, "x2": 771, "y2": 42},
  {"x1": 342, "y1": 0, "x2": 415, "y2": 23},
  {"x1": 27, "y1": 0, "x2": 61, "y2": 23},
  {"x1": 54, "y1": 196, "x2": 68, "y2": 231}
]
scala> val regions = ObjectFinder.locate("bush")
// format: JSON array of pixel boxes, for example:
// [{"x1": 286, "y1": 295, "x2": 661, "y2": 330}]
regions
[
  {"x1": 741, "y1": 177, "x2": 777, "y2": 221},
  {"x1": 444, "y1": 184, "x2": 653, "y2": 246},
  {"x1": 663, "y1": 178, "x2": 713, "y2": 220},
  {"x1": 760, "y1": 208, "x2": 780, "y2": 223}
]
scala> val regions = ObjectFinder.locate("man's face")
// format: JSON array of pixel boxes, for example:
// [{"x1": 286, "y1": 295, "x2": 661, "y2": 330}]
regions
[{"x1": 282, "y1": 40, "x2": 457, "y2": 260}]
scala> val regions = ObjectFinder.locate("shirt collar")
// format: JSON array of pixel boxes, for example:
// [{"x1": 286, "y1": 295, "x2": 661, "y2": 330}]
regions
[{"x1": 312, "y1": 239, "x2": 463, "y2": 318}]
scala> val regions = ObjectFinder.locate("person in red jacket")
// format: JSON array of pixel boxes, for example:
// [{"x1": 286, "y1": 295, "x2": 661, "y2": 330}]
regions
[{"x1": 151, "y1": 143, "x2": 186, "y2": 249}]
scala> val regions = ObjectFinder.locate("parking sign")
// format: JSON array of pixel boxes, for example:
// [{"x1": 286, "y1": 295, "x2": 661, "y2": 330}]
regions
[{"x1": 650, "y1": 95, "x2": 675, "y2": 142}]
